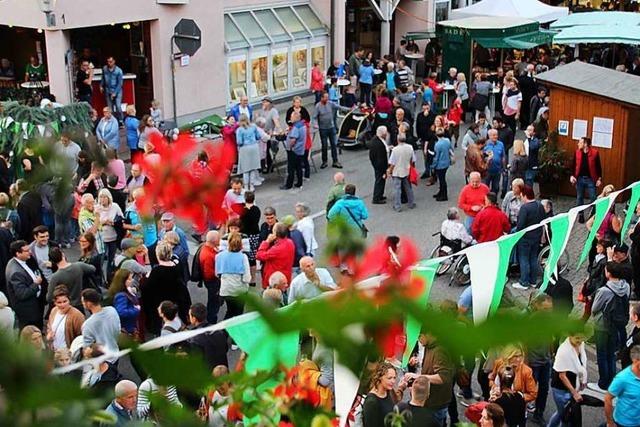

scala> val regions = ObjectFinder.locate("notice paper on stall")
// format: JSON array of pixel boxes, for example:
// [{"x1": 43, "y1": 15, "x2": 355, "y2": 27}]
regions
[
  {"x1": 572, "y1": 119, "x2": 588, "y2": 140},
  {"x1": 591, "y1": 117, "x2": 614, "y2": 149}
]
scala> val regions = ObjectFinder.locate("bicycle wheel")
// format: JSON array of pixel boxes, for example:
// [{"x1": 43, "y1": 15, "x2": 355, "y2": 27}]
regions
[
  {"x1": 429, "y1": 245, "x2": 453, "y2": 275},
  {"x1": 451, "y1": 255, "x2": 471, "y2": 286},
  {"x1": 538, "y1": 246, "x2": 570, "y2": 275}
]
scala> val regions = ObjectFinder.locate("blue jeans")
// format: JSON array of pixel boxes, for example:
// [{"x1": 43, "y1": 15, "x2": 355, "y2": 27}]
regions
[
  {"x1": 393, "y1": 176, "x2": 414, "y2": 210},
  {"x1": 525, "y1": 169, "x2": 537, "y2": 188},
  {"x1": 319, "y1": 128, "x2": 339, "y2": 164},
  {"x1": 518, "y1": 239, "x2": 539, "y2": 286},
  {"x1": 531, "y1": 361, "x2": 551, "y2": 418},
  {"x1": 431, "y1": 405, "x2": 448, "y2": 427},
  {"x1": 464, "y1": 216, "x2": 474, "y2": 234},
  {"x1": 548, "y1": 387, "x2": 571, "y2": 427},
  {"x1": 595, "y1": 329, "x2": 618, "y2": 389},
  {"x1": 576, "y1": 176, "x2": 596, "y2": 207},
  {"x1": 484, "y1": 171, "x2": 501, "y2": 195},
  {"x1": 106, "y1": 91, "x2": 123, "y2": 122}
]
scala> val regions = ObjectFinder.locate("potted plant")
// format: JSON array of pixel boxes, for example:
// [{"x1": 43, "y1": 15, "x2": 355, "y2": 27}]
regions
[{"x1": 538, "y1": 130, "x2": 570, "y2": 197}]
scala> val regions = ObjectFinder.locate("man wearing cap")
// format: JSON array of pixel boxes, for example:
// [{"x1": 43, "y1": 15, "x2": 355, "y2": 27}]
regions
[
  {"x1": 113, "y1": 238, "x2": 151, "y2": 276},
  {"x1": 607, "y1": 243, "x2": 634, "y2": 286},
  {"x1": 255, "y1": 97, "x2": 281, "y2": 135},
  {"x1": 158, "y1": 212, "x2": 189, "y2": 256}
]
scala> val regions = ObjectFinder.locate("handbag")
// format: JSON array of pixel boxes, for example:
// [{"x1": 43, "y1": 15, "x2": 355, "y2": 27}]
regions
[
  {"x1": 344, "y1": 207, "x2": 368, "y2": 238},
  {"x1": 455, "y1": 366, "x2": 471, "y2": 388}
]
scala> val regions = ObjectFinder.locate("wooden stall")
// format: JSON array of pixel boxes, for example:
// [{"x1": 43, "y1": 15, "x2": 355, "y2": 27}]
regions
[{"x1": 535, "y1": 62, "x2": 640, "y2": 195}]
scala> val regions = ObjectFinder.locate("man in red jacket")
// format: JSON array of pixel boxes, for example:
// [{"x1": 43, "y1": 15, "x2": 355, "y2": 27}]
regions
[
  {"x1": 570, "y1": 136, "x2": 602, "y2": 222},
  {"x1": 458, "y1": 171, "x2": 490, "y2": 232},
  {"x1": 256, "y1": 223, "x2": 295, "y2": 288},
  {"x1": 472, "y1": 192, "x2": 511, "y2": 243}
]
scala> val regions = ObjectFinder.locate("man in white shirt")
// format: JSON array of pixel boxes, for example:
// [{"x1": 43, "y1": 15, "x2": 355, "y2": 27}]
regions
[
  {"x1": 294, "y1": 202, "x2": 318, "y2": 257},
  {"x1": 387, "y1": 134, "x2": 416, "y2": 212},
  {"x1": 288, "y1": 257, "x2": 337, "y2": 304}
]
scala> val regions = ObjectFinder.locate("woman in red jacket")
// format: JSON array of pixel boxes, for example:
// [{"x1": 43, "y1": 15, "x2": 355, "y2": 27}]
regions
[{"x1": 310, "y1": 62, "x2": 325, "y2": 104}]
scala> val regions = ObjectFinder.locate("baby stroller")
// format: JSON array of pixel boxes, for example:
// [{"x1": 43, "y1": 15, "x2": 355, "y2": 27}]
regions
[{"x1": 337, "y1": 108, "x2": 372, "y2": 150}]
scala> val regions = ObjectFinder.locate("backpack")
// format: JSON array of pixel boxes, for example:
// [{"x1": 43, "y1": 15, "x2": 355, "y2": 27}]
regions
[
  {"x1": 162, "y1": 323, "x2": 189, "y2": 355},
  {"x1": 190, "y1": 244, "x2": 204, "y2": 286},
  {"x1": 602, "y1": 284, "x2": 630, "y2": 328}
]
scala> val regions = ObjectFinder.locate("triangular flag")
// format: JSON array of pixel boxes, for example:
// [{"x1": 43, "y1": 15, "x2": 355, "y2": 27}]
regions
[
  {"x1": 27, "y1": 123, "x2": 35, "y2": 137},
  {"x1": 51, "y1": 121, "x2": 60, "y2": 134},
  {"x1": 3, "y1": 116, "x2": 13, "y2": 128},
  {"x1": 577, "y1": 192, "x2": 618, "y2": 268},
  {"x1": 226, "y1": 314, "x2": 299, "y2": 374},
  {"x1": 539, "y1": 210, "x2": 578, "y2": 292},
  {"x1": 37, "y1": 125, "x2": 45, "y2": 137},
  {"x1": 21, "y1": 122, "x2": 28, "y2": 139},
  {"x1": 466, "y1": 241, "x2": 500, "y2": 324},
  {"x1": 491, "y1": 230, "x2": 527, "y2": 315},
  {"x1": 621, "y1": 182, "x2": 640, "y2": 240},
  {"x1": 402, "y1": 265, "x2": 437, "y2": 365},
  {"x1": 335, "y1": 355, "x2": 361, "y2": 427},
  {"x1": 13, "y1": 122, "x2": 20, "y2": 133}
]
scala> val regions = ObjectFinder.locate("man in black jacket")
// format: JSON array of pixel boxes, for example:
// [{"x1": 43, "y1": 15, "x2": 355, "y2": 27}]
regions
[
  {"x1": 16, "y1": 180, "x2": 43, "y2": 243},
  {"x1": 369, "y1": 126, "x2": 390, "y2": 205},
  {"x1": 513, "y1": 186, "x2": 546, "y2": 290},
  {"x1": 5, "y1": 239, "x2": 44, "y2": 329},
  {"x1": 186, "y1": 303, "x2": 229, "y2": 371}
]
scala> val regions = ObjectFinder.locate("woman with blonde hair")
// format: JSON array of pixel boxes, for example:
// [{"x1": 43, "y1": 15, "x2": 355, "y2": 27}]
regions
[
  {"x1": 490, "y1": 345, "x2": 538, "y2": 403},
  {"x1": 215, "y1": 232, "x2": 251, "y2": 321},
  {"x1": 235, "y1": 114, "x2": 262, "y2": 191},
  {"x1": 20, "y1": 325, "x2": 45, "y2": 352},
  {"x1": 95, "y1": 188, "x2": 123, "y2": 278},
  {"x1": 509, "y1": 140, "x2": 528, "y2": 183},
  {"x1": 362, "y1": 361, "x2": 398, "y2": 427}
]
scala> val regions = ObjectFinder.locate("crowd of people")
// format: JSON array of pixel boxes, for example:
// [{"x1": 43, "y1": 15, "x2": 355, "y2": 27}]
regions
[{"x1": 2, "y1": 34, "x2": 640, "y2": 427}]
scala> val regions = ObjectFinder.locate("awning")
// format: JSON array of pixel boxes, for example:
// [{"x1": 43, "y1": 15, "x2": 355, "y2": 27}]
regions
[
  {"x1": 475, "y1": 29, "x2": 555, "y2": 49},
  {"x1": 553, "y1": 25, "x2": 640, "y2": 45},
  {"x1": 550, "y1": 11, "x2": 640, "y2": 30},
  {"x1": 404, "y1": 31, "x2": 436, "y2": 41}
]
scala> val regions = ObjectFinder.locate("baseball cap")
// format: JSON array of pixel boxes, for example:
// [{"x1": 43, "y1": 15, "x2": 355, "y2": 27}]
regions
[
  {"x1": 613, "y1": 243, "x2": 629, "y2": 254},
  {"x1": 160, "y1": 212, "x2": 175, "y2": 221},
  {"x1": 120, "y1": 238, "x2": 138, "y2": 251},
  {"x1": 262, "y1": 96, "x2": 273, "y2": 103},
  {"x1": 281, "y1": 215, "x2": 296, "y2": 227}
]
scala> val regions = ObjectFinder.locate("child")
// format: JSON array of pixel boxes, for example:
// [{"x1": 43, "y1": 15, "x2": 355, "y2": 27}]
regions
[
  {"x1": 446, "y1": 98, "x2": 464, "y2": 147},
  {"x1": 150, "y1": 99, "x2": 163, "y2": 128},
  {"x1": 342, "y1": 84, "x2": 357, "y2": 109}
]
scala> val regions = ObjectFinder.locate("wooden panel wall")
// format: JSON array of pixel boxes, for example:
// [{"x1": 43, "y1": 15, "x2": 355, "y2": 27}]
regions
[{"x1": 546, "y1": 86, "x2": 633, "y2": 195}]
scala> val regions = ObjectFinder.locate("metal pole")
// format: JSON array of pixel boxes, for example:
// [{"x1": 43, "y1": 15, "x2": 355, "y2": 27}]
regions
[{"x1": 170, "y1": 35, "x2": 177, "y2": 126}]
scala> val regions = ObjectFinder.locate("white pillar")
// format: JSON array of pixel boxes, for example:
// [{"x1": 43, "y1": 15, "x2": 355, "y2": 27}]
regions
[
  {"x1": 333, "y1": 0, "x2": 347, "y2": 61},
  {"x1": 380, "y1": 0, "x2": 392, "y2": 58},
  {"x1": 44, "y1": 29, "x2": 72, "y2": 104}
]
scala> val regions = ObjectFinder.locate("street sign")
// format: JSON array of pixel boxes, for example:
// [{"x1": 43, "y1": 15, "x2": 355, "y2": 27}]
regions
[{"x1": 173, "y1": 18, "x2": 201, "y2": 57}]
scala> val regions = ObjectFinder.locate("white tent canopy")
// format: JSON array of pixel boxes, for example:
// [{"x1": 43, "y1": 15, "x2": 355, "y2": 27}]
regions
[{"x1": 450, "y1": 0, "x2": 568, "y2": 24}]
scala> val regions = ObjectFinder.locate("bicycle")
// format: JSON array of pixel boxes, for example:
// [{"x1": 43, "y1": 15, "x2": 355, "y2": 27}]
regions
[
  {"x1": 429, "y1": 232, "x2": 471, "y2": 287},
  {"x1": 537, "y1": 224, "x2": 570, "y2": 276}
]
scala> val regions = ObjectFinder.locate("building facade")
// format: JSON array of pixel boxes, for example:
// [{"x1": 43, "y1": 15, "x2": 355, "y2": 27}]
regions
[{"x1": 0, "y1": 0, "x2": 472, "y2": 123}]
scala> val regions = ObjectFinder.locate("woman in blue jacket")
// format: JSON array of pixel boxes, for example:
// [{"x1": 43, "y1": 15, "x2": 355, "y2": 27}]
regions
[
  {"x1": 109, "y1": 269, "x2": 140, "y2": 337},
  {"x1": 431, "y1": 128, "x2": 452, "y2": 202},
  {"x1": 358, "y1": 59, "x2": 375, "y2": 106},
  {"x1": 96, "y1": 106, "x2": 121, "y2": 150},
  {"x1": 123, "y1": 105, "x2": 141, "y2": 163}
]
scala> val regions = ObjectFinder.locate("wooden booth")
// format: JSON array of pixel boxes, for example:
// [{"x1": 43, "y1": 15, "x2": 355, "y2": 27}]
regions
[{"x1": 535, "y1": 61, "x2": 640, "y2": 195}]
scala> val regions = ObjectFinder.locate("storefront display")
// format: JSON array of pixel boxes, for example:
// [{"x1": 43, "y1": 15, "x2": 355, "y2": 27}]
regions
[{"x1": 224, "y1": 3, "x2": 328, "y2": 107}]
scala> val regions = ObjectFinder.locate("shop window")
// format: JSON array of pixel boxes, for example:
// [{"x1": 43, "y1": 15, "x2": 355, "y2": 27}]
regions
[
  {"x1": 228, "y1": 57, "x2": 247, "y2": 101},
  {"x1": 251, "y1": 56, "x2": 269, "y2": 98},
  {"x1": 311, "y1": 46, "x2": 325, "y2": 70},
  {"x1": 224, "y1": 15, "x2": 249, "y2": 50},
  {"x1": 293, "y1": 5, "x2": 326, "y2": 36},
  {"x1": 272, "y1": 51, "x2": 289, "y2": 93},
  {"x1": 292, "y1": 48, "x2": 307, "y2": 89},
  {"x1": 274, "y1": 7, "x2": 308, "y2": 39},
  {"x1": 254, "y1": 9, "x2": 291, "y2": 43},
  {"x1": 230, "y1": 12, "x2": 270, "y2": 46},
  {"x1": 436, "y1": 0, "x2": 450, "y2": 22}
]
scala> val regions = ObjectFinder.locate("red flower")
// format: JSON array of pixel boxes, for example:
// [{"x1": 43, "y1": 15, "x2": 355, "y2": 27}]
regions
[
  {"x1": 137, "y1": 132, "x2": 236, "y2": 229},
  {"x1": 279, "y1": 422, "x2": 294, "y2": 427},
  {"x1": 374, "y1": 321, "x2": 405, "y2": 358}
]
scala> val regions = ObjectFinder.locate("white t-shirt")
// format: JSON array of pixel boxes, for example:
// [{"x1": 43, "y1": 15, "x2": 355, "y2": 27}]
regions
[{"x1": 51, "y1": 311, "x2": 67, "y2": 350}]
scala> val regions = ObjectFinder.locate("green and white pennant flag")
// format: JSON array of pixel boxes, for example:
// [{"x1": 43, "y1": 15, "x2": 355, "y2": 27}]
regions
[
  {"x1": 621, "y1": 182, "x2": 640, "y2": 240},
  {"x1": 226, "y1": 311, "x2": 299, "y2": 374},
  {"x1": 539, "y1": 208, "x2": 579, "y2": 292},
  {"x1": 402, "y1": 263, "x2": 438, "y2": 365},
  {"x1": 466, "y1": 229, "x2": 526, "y2": 324},
  {"x1": 576, "y1": 190, "x2": 621, "y2": 269},
  {"x1": 37, "y1": 124, "x2": 46, "y2": 137}
]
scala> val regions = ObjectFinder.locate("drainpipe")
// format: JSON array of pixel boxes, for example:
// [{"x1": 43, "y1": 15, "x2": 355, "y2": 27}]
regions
[
  {"x1": 170, "y1": 35, "x2": 178, "y2": 126},
  {"x1": 330, "y1": 0, "x2": 335, "y2": 61}
]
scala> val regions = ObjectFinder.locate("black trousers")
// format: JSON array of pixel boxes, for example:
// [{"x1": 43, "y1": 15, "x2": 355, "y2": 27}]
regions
[
  {"x1": 435, "y1": 168, "x2": 448, "y2": 198},
  {"x1": 285, "y1": 150, "x2": 304, "y2": 188},
  {"x1": 359, "y1": 82, "x2": 372, "y2": 105},
  {"x1": 302, "y1": 149, "x2": 310, "y2": 179},
  {"x1": 373, "y1": 168, "x2": 386, "y2": 202},
  {"x1": 204, "y1": 278, "x2": 221, "y2": 324}
]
